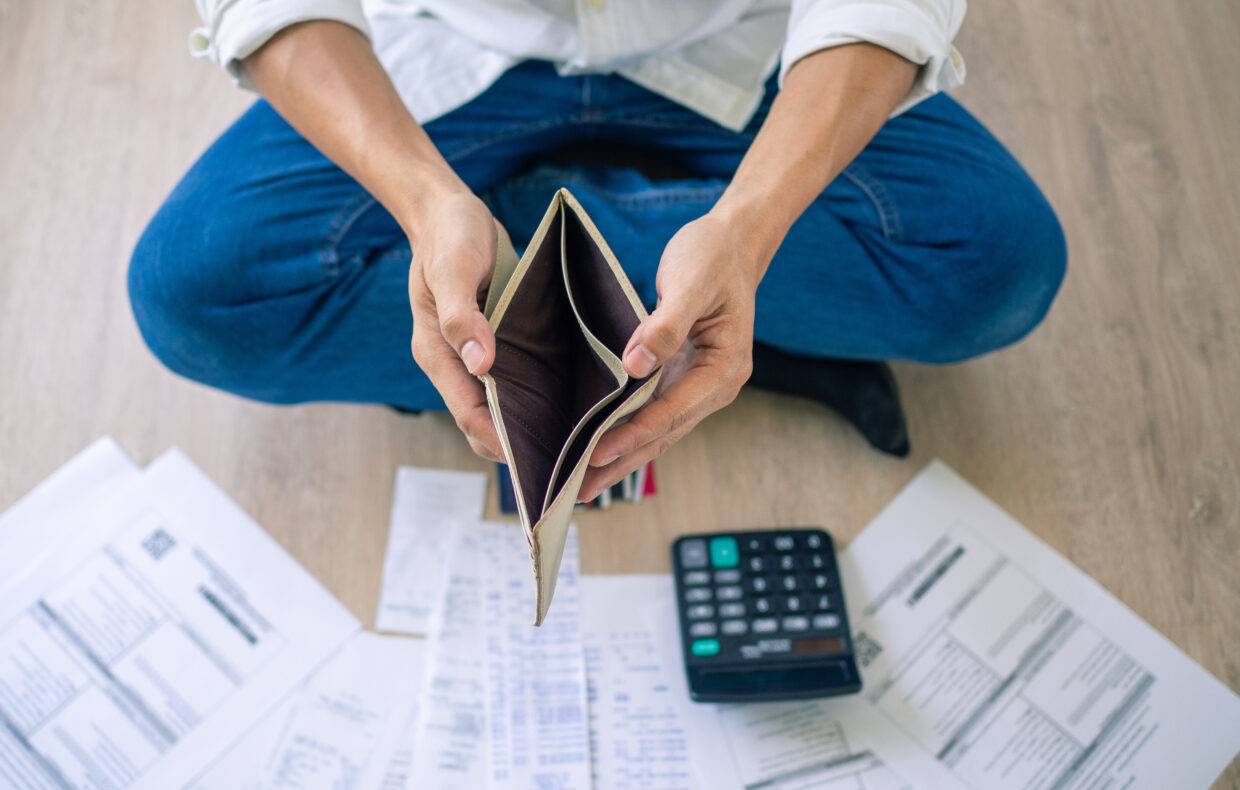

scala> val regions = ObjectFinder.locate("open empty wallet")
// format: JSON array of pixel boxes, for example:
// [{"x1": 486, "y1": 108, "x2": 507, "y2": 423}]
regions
[{"x1": 480, "y1": 188, "x2": 662, "y2": 625}]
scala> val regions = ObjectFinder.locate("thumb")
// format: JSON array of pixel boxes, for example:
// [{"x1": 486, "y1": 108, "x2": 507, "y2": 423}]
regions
[
  {"x1": 623, "y1": 298, "x2": 695, "y2": 379},
  {"x1": 435, "y1": 286, "x2": 496, "y2": 377}
]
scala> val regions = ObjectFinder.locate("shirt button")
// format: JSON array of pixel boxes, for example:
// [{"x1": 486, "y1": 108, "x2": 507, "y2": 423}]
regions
[{"x1": 188, "y1": 29, "x2": 211, "y2": 54}]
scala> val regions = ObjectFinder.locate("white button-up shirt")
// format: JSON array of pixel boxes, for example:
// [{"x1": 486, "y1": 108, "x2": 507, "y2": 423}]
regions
[{"x1": 190, "y1": 0, "x2": 966, "y2": 132}]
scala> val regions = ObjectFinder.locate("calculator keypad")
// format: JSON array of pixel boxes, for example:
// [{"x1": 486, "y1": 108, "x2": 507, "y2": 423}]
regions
[{"x1": 674, "y1": 530, "x2": 849, "y2": 664}]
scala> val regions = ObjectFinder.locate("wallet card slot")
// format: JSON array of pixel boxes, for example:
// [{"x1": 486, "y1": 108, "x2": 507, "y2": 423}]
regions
[
  {"x1": 543, "y1": 206, "x2": 657, "y2": 501},
  {"x1": 541, "y1": 210, "x2": 630, "y2": 513},
  {"x1": 561, "y1": 208, "x2": 644, "y2": 363}
]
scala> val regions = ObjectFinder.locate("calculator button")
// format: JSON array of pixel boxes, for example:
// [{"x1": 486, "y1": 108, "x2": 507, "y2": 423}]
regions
[
  {"x1": 753, "y1": 598, "x2": 771, "y2": 613},
  {"x1": 815, "y1": 594, "x2": 831, "y2": 610},
  {"x1": 716, "y1": 586, "x2": 743, "y2": 601},
  {"x1": 779, "y1": 555, "x2": 796, "y2": 571},
  {"x1": 685, "y1": 587, "x2": 712, "y2": 602},
  {"x1": 781, "y1": 576, "x2": 798, "y2": 591},
  {"x1": 785, "y1": 596, "x2": 802, "y2": 612},
  {"x1": 751, "y1": 577, "x2": 768, "y2": 593},
  {"x1": 679, "y1": 539, "x2": 709, "y2": 568},
  {"x1": 783, "y1": 616, "x2": 810, "y2": 632},
  {"x1": 812, "y1": 574, "x2": 829, "y2": 589},
  {"x1": 691, "y1": 639, "x2": 721, "y2": 656},
  {"x1": 709, "y1": 537, "x2": 739, "y2": 568},
  {"x1": 687, "y1": 605, "x2": 715, "y2": 619},
  {"x1": 714, "y1": 569, "x2": 741, "y2": 584},
  {"x1": 752, "y1": 618, "x2": 779, "y2": 633},
  {"x1": 721, "y1": 620, "x2": 748, "y2": 635},
  {"x1": 683, "y1": 571, "x2": 710, "y2": 586},
  {"x1": 808, "y1": 554, "x2": 825, "y2": 569},
  {"x1": 806, "y1": 534, "x2": 823, "y2": 550},
  {"x1": 744, "y1": 536, "x2": 768, "y2": 553},
  {"x1": 719, "y1": 603, "x2": 746, "y2": 618},
  {"x1": 748, "y1": 556, "x2": 765, "y2": 572},
  {"x1": 773, "y1": 535, "x2": 796, "y2": 551},
  {"x1": 813, "y1": 613, "x2": 842, "y2": 630},
  {"x1": 690, "y1": 621, "x2": 718, "y2": 637}
]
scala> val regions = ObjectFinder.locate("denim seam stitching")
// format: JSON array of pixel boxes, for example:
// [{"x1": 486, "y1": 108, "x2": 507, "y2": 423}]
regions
[
  {"x1": 842, "y1": 164, "x2": 901, "y2": 241},
  {"x1": 499, "y1": 170, "x2": 727, "y2": 209},
  {"x1": 441, "y1": 112, "x2": 749, "y2": 164},
  {"x1": 441, "y1": 114, "x2": 578, "y2": 164},
  {"x1": 600, "y1": 116, "x2": 754, "y2": 135},
  {"x1": 321, "y1": 192, "x2": 378, "y2": 276}
]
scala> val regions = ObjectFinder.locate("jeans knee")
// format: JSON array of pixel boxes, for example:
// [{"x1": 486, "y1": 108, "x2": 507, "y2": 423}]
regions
[
  {"x1": 129, "y1": 196, "x2": 278, "y2": 395},
  {"x1": 129, "y1": 201, "x2": 210, "y2": 381},
  {"x1": 912, "y1": 174, "x2": 1067, "y2": 363}
]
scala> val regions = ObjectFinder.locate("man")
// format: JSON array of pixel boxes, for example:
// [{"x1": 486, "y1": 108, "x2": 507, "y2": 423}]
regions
[{"x1": 129, "y1": 1, "x2": 1065, "y2": 501}]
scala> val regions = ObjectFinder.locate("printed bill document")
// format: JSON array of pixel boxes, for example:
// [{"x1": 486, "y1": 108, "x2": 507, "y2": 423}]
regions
[
  {"x1": 844, "y1": 461, "x2": 1240, "y2": 790},
  {"x1": 0, "y1": 448, "x2": 359, "y2": 790}
]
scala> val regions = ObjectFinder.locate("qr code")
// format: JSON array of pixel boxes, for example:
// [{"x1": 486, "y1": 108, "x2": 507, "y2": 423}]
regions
[
  {"x1": 853, "y1": 630, "x2": 883, "y2": 669},
  {"x1": 141, "y1": 528, "x2": 176, "y2": 561}
]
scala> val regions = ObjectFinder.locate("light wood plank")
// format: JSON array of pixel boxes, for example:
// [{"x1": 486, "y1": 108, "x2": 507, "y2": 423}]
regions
[{"x1": 1, "y1": 0, "x2": 1236, "y2": 785}]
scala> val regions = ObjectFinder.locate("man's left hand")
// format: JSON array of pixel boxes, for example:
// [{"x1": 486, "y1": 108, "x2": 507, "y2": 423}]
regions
[{"x1": 580, "y1": 211, "x2": 765, "y2": 501}]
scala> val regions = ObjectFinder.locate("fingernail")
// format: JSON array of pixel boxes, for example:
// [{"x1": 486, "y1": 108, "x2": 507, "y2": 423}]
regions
[
  {"x1": 461, "y1": 340, "x2": 484, "y2": 373},
  {"x1": 626, "y1": 344, "x2": 658, "y2": 377},
  {"x1": 596, "y1": 454, "x2": 618, "y2": 467}
]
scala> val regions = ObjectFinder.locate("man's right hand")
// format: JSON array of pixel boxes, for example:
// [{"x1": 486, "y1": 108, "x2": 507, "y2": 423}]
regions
[{"x1": 407, "y1": 189, "x2": 506, "y2": 462}]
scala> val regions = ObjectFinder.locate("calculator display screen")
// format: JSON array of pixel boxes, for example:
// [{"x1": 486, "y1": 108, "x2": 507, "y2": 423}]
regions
[{"x1": 794, "y1": 637, "x2": 846, "y2": 655}]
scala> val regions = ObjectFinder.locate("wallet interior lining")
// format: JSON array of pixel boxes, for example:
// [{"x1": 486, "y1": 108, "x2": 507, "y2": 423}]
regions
[
  {"x1": 545, "y1": 208, "x2": 654, "y2": 499},
  {"x1": 489, "y1": 208, "x2": 625, "y2": 521}
]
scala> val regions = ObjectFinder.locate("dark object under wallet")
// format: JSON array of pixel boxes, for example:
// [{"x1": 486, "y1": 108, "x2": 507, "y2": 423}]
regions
[{"x1": 479, "y1": 188, "x2": 662, "y2": 625}]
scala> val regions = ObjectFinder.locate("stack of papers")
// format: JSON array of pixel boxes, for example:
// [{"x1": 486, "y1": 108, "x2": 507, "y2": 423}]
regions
[
  {"x1": 0, "y1": 439, "x2": 362, "y2": 789},
  {"x1": 4, "y1": 442, "x2": 1238, "y2": 789}
]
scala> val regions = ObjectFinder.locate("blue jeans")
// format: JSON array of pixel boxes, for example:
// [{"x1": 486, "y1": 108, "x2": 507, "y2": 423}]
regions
[{"x1": 129, "y1": 61, "x2": 1065, "y2": 411}]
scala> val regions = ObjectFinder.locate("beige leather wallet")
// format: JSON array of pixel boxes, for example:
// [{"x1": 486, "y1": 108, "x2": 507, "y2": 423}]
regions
[{"x1": 480, "y1": 188, "x2": 662, "y2": 625}]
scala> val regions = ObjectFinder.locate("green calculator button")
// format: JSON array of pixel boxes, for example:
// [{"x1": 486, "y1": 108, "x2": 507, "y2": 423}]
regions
[
  {"x1": 691, "y1": 638, "x2": 721, "y2": 656},
  {"x1": 709, "y1": 537, "x2": 739, "y2": 567}
]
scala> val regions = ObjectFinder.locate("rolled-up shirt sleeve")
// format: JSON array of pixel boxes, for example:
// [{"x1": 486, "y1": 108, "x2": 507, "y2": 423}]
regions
[
  {"x1": 780, "y1": 0, "x2": 966, "y2": 115},
  {"x1": 189, "y1": 0, "x2": 370, "y2": 89}
]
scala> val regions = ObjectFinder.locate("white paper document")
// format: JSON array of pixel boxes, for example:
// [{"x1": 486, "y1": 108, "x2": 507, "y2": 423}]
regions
[
  {"x1": 0, "y1": 448, "x2": 360, "y2": 790},
  {"x1": 581, "y1": 576, "x2": 697, "y2": 790},
  {"x1": 193, "y1": 631, "x2": 427, "y2": 790},
  {"x1": 404, "y1": 528, "x2": 491, "y2": 790},
  {"x1": 842, "y1": 460, "x2": 1240, "y2": 790},
  {"x1": 403, "y1": 520, "x2": 591, "y2": 790},
  {"x1": 0, "y1": 437, "x2": 141, "y2": 597},
  {"x1": 374, "y1": 467, "x2": 488, "y2": 635}
]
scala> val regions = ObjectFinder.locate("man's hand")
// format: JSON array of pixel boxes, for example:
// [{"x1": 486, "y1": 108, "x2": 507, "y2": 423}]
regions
[
  {"x1": 580, "y1": 212, "x2": 764, "y2": 501},
  {"x1": 407, "y1": 190, "x2": 506, "y2": 461},
  {"x1": 244, "y1": 21, "x2": 511, "y2": 460},
  {"x1": 578, "y1": 43, "x2": 919, "y2": 499}
]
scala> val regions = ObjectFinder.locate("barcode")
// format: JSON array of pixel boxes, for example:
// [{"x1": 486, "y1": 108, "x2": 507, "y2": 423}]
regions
[
  {"x1": 141, "y1": 528, "x2": 176, "y2": 561},
  {"x1": 853, "y1": 630, "x2": 883, "y2": 668}
]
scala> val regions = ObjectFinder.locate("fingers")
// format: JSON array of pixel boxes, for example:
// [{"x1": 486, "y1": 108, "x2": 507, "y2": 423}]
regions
[
  {"x1": 410, "y1": 331, "x2": 503, "y2": 459},
  {"x1": 622, "y1": 294, "x2": 700, "y2": 379},
  {"x1": 580, "y1": 438, "x2": 666, "y2": 504},
  {"x1": 595, "y1": 360, "x2": 730, "y2": 462},
  {"x1": 422, "y1": 253, "x2": 497, "y2": 377},
  {"x1": 580, "y1": 350, "x2": 747, "y2": 499}
]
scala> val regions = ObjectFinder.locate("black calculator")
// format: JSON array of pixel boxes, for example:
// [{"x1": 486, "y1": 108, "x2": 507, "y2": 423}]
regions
[{"x1": 671, "y1": 529, "x2": 861, "y2": 702}]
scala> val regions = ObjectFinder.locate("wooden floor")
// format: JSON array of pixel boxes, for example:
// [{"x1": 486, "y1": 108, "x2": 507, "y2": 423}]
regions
[{"x1": 2, "y1": 1, "x2": 1238, "y2": 785}]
